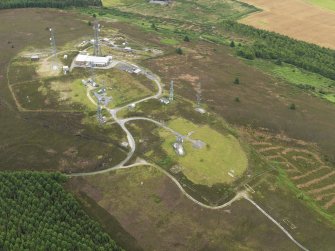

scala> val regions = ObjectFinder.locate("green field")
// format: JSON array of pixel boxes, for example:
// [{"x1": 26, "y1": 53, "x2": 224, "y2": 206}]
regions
[
  {"x1": 247, "y1": 59, "x2": 335, "y2": 103},
  {"x1": 159, "y1": 118, "x2": 248, "y2": 186},
  {"x1": 306, "y1": 0, "x2": 335, "y2": 11}
]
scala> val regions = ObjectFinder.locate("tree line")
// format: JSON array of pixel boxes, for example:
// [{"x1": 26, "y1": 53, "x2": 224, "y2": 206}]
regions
[
  {"x1": 220, "y1": 20, "x2": 335, "y2": 80},
  {"x1": 0, "y1": 0, "x2": 102, "y2": 9},
  {"x1": 0, "y1": 172, "x2": 123, "y2": 251}
]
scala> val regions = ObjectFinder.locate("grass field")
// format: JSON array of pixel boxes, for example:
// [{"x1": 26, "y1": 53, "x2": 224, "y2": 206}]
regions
[
  {"x1": 247, "y1": 60, "x2": 335, "y2": 103},
  {"x1": 239, "y1": 0, "x2": 335, "y2": 49},
  {"x1": 159, "y1": 118, "x2": 248, "y2": 186},
  {"x1": 306, "y1": 0, "x2": 335, "y2": 11}
]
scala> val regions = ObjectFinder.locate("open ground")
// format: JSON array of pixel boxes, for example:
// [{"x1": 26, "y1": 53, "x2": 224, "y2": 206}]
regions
[{"x1": 239, "y1": 0, "x2": 335, "y2": 49}]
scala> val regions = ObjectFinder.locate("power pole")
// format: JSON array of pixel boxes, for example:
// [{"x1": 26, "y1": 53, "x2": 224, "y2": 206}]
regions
[
  {"x1": 169, "y1": 80, "x2": 174, "y2": 101},
  {"x1": 97, "y1": 101, "x2": 103, "y2": 124},
  {"x1": 93, "y1": 19, "x2": 101, "y2": 56},
  {"x1": 49, "y1": 28, "x2": 58, "y2": 70}
]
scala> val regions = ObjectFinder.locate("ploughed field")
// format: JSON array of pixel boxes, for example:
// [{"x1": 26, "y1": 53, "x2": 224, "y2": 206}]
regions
[{"x1": 239, "y1": 0, "x2": 335, "y2": 49}]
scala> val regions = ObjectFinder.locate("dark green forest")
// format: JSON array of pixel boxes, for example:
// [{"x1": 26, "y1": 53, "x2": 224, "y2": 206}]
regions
[
  {"x1": 0, "y1": 172, "x2": 122, "y2": 251},
  {"x1": 0, "y1": 0, "x2": 102, "y2": 9},
  {"x1": 219, "y1": 21, "x2": 335, "y2": 81}
]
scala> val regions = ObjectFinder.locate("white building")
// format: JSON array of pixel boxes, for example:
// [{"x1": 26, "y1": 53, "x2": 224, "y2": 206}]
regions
[
  {"x1": 75, "y1": 54, "x2": 112, "y2": 67},
  {"x1": 173, "y1": 143, "x2": 185, "y2": 156},
  {"x1": 30, "y1": 55, "x2": 39, "y2": 61},
  {"x1": 62, "y1": 66, "x2": 69, "y2": 74}
]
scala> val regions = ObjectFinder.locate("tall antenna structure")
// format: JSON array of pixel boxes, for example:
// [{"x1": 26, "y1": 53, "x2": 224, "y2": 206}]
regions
[
  {"x1": 169, "y1": 80, "x2": 174, "y2": 101},
  {"x1": 93, "y1": 19, "x2": 101, "y2": 56},
  {"x1": 196, "y1": 82, "x2": 202, "y2": 108},
  {"x1": 97, "y1": 102, "x2": 103, "y2": 124},
  {"x1": 49, "y1": 28, "x2": 58, "y2": 70}
]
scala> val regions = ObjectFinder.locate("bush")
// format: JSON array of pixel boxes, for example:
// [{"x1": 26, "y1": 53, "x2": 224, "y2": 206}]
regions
[
  {"x1": 176, "y1": 47, "x2": 183, "y2": 55},
  {"x1": 289, "y1": 103, "x2": 296, "y2": 110}
]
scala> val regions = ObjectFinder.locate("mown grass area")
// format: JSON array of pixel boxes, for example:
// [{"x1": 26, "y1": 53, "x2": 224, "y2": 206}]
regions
[
  {"x1": 91, "y1": 69, "x2": 153, "y2": 109},
  {"x1": 102, "y1": 0, "x2": 258, "y2": 23},
  {"x1": 160, "y1": 38, "x2": 180, "y2": 46},
  {"x1": 247, "y1": 59, "x2": 335, "y2": 103},
  {"x1": 159, "y1": 118, "x2": 248, "y2": 186},
  {"x1": 306, "y1": 0, "x2": 335, "y2": 11}
]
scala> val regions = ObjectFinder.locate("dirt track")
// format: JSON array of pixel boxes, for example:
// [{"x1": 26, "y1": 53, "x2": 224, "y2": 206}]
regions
[{"x1": 239, "y1": 0, "x2": 335, "y2": 49}]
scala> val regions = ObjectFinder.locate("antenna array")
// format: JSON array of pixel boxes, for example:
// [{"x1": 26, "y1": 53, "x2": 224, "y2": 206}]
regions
[
  {"x1": 93, "y1": 19, "x2": 101, "y2": 56},
  {"x1": 169, "y1": 80, "x2": 174, "y2": 101},
  {"x1": 196, "y1": 82, "x2": 202, "y2": 108},
  {"x1": 49, "y1": 28, "x2": 58, "y2": 70}
]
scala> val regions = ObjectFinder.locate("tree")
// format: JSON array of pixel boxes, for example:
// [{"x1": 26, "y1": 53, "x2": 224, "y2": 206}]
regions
[
  {"x1": 184, "y1": 35, "x2": 190, "y2": 42},
  {"x1": 151, "y1": 23, "x2": 157, "y2": 30},
  {"x1": 275, "y1": 59, "x2": 282, "y2": 65},
  {"x1": 88, "y1": 21, "x2": 92, "y2": 26},
  {"x1": 176, "y1": 47, "x2": 183, "y2": 55},
  {"x1": 233, "y1": 77, "x2": 240, "y2": 85},
  {"x1": 92, "y1": 13, "x2": 96, "y2": 18},
  {"x1": 230, "y1": 40, "x2": 235, "y2": 47},
  {"x1": 235, "y1": 97, "x2": 240, "y2": 102},
  {"x1": 289, "y1": 103, "x2": 296, "y2": 110}
]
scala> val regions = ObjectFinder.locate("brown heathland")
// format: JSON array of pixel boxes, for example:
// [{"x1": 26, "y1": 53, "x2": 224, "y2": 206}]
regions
[{"x1": 239, "y1": 0, "x2": 335, "y2": 49}]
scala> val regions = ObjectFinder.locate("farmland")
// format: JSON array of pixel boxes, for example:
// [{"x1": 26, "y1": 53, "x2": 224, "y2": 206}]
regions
[
  {"x1": 307, "y1": 0, "x2": 335, "y2": 11},
  {"x1": 239, "y1": 0, "x2": 335, "y2": 49}
]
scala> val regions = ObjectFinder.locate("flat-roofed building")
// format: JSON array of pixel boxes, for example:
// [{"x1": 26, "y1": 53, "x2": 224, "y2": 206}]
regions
[{"x1": 75, "y1": 54, "x2": 112, "y2": 67}]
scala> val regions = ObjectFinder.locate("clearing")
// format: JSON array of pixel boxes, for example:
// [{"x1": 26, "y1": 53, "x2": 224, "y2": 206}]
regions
[
  {"x1": 159, "y1": 118, "x2": 248, "y2": 186},
  {"x1": 239, "y1": 0, "x2": 335, "y2": 49}
]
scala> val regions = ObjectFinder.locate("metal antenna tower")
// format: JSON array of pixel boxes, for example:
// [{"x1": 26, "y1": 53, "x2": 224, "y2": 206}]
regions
[
  {"x1": 169, "y1": 80, "x2": 174, "y2": 101},
  {"x1": 49, "y1": 28, "x2": 58, "y2": 70},
  {"x1": 97, "y1": 101, "x2": 103, "y2": 124},
  {"x1": 93, "y1": 19, "x2": 101, "y2": 56},
  {"x1": 196, "y1": 82, "x2": 202, "y2": 108},
  {"x1": 89, "y1": 60, "x2": 95, "y2": 81}
]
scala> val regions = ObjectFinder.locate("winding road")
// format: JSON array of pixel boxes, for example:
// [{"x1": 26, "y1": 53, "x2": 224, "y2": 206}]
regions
[{"x1": 68, "y1": 58, "x2": 309, "y2": 251}]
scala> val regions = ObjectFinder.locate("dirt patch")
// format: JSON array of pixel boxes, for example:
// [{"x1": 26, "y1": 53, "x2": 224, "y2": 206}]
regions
[
  {"x1": 239, "y1": 0, "x2": 335, "y2": 49},
  {"x1": 297, "y1": 171, "x2": 335, "y2": 189}
]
